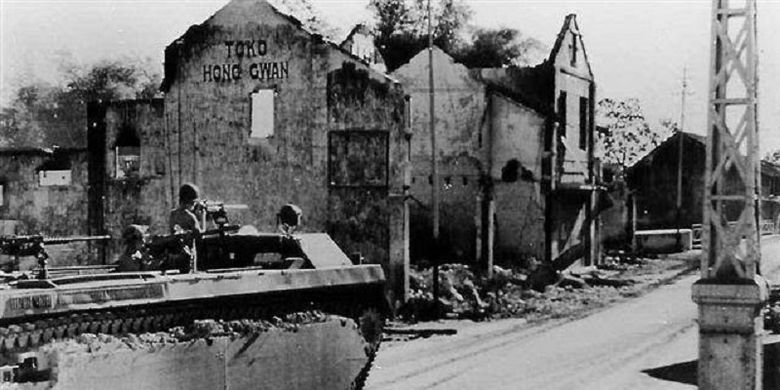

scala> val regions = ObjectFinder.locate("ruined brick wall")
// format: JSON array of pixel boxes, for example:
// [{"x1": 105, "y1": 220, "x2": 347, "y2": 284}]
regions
[
  {"x1": 393, "y1": 48, "x2": 487, "y2": 263},
  {"x1": 0, "y1": 150, "x2": 89, "y2": 235},
  {"x1": 325, "y1": 62, "x2": 407, "y2": 267},
  {"x1": 600, "y1": 180, "x2": 630, "y2": 246},
  {"x1": 155, "y1": 0, "x2": 407, "y2": 274},
  {"x1": 489, "y1": 95, "x2": 546, "y2": 260},
  {"x1": 408, "y1": 154, "x2": 481, "y2": 263},
  {"x1": 394, "y1": 48, "x2": 554, "y2": 265},
  {"x1": 0, "y1": 149, "x2": 93, "y2": 265},
  {"x1": 94, "y1": 99, "x2": 169, "y2": 260}
]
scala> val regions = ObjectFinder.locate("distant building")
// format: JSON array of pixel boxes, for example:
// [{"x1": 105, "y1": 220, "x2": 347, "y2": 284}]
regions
[
  {"x1": 393, "y1": 14, "x2": 604, "y2": 266},
  {"x1": 623, "y1": 131, "x2": 780, "y2": 232}
]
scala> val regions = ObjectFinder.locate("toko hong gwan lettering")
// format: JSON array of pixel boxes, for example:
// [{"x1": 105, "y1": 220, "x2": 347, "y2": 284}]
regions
[{"x1": 202, "y1": 39, "x2": 289, "y2": 82}]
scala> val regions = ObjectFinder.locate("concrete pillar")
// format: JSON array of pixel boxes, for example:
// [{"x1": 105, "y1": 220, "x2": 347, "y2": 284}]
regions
[
  {"x1": 388, "y1": 194, "x2": 410, "y2": 309},
  {"x1": 475, "y1": 194, "x2": 482, "y2": 265},
  {"x1": 486, "y1": 199, "x2": 495, "y2": 278},
  {"x1": 692, "y1": 277, "x2": 768, "y2": 390},
  {"x1": 590, "y1": 188, "x2": 600, "y2": 266}
]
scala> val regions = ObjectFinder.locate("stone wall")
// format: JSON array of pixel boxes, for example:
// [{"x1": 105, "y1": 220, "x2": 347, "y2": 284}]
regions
[{"x1": 0, "y1": 148, "x2": 95, "y2": 266}]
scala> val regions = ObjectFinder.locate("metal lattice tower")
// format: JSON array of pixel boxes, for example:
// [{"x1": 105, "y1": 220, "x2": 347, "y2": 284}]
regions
[{"x1": 702, "y1": 0, "x2": 760, "y2": 279}]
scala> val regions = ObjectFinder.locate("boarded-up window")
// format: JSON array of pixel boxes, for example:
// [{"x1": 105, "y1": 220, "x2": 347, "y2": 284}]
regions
[
  {"x1": 39, "y1": 170, "x2": 71, "y2": 186},
  {"x1": 250, "y1": 90, "x2": 274, "y2": 139},
  {"x1": 328, "y1": 131, "x2": 388, "y2": 187}
]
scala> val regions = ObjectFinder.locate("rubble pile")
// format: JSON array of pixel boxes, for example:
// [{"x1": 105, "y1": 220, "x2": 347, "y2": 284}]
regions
[{"x1": 399, "y1": 256, "x2": 694, "y2": 322}]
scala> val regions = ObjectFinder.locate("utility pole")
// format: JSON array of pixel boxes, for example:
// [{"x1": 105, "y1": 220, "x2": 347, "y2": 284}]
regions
[
  {"x1": 692, "y1": 0, "x2": 765, "y2": 389},
  {"x1": 675, "y1": 67, "x2": 688, "y2": 250},
  {"x1": 427, "y1": 0, "x2": 441, "y2": 312}
]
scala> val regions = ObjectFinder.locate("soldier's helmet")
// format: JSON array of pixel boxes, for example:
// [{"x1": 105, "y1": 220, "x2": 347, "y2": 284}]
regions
[{"x1": 179, "y1": 183, "x2": 200, "y2": 204}]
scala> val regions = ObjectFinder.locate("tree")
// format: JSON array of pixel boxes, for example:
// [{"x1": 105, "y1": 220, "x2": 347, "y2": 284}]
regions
[
  {"x1": 369, "y1": 0, "x2": 472, "y2": 71},
  {"x1": 596, "y1": 98, "x2": 670, "y2": 172},
  {"x1": 0, "y1": 84, "x2": 49, "y2": 147},
  {"x1": 453, "y1": 27, "x2": 546, "y2": 68},
  {"x1": 765, "y1": 149, "x2": 780, "y2": 165},
  {"x1": 369, "y1": 0, "x2": 545, "y2": 72},
  {"x1": 658, "y1": 118, "x2": 681, "y2": 134},
  {"x1": 0, "y1": 57, "x2": 160, "y2": 148},
  {"x1": 270, "y1": 0, "x2": 338, "y2": 38}
]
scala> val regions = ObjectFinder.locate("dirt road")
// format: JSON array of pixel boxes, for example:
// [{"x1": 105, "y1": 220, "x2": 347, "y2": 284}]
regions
[{"x1": 367, "y1": 236, "x2": 780, "y2": 390}]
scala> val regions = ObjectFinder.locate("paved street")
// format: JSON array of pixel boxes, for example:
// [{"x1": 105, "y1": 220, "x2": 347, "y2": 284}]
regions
[{"x1": 367, "y1": 236, "x2": 780, "y2": 390}]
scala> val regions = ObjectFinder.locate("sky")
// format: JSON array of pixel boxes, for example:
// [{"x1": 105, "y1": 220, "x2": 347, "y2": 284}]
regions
[{"x1": 2, "y1": 0, "x2": 780, "y2": 153}]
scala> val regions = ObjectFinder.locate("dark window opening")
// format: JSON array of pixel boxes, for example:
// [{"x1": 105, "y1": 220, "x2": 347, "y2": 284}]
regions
[
  {"x1": 428, "y1": 175, "x2": 432, "y2": 185},
  {"x1": 462, "y1": 176, "x2": 468, "y2": 186},
  {"x1": 579, "y1": 96, "x2": 589, "y2": 150},
  {"x1": 570, "y1": 34, "x2": 577, "y2": 66},
  {"x1": 557, "y1": 92, "x2": 567, "y2": 137},
  {"x1": 501, "y1": 159, "x2": 520, "y2": 182},
  {"x1": 411, "y1": 177, "x2": 416, "y2": 184},
  {"x1": 37, "y1": 150, "x2": 73, "y2": 186},
  {"x1": 328, "y1": 130, "x2": 389, "y2": 187},
  {"x1": 603, "y1": 169, "x2": 614, "y2": 184},
  {"x1": 115, "y1": 123, "x2": 141, "y2": 179}
]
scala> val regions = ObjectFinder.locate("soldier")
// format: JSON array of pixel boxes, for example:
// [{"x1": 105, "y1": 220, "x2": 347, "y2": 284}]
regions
[
  {"x1": 168, "y1": 183, "x2": 204, "y2": 273},
  {"x1": 116, "y1": 224, "x2": 148, "y2": 272},
  {"x1": 169, "y1": 183, "x2": 203, "y2": 234}
]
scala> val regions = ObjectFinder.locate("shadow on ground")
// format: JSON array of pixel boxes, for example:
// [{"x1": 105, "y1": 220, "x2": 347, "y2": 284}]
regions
[
  {"x1": 641, "y1": 341, "x2": 780, "y2": 389},
  {"x1": 642, "y1": 360, "x2": 697, "y2": 386}
]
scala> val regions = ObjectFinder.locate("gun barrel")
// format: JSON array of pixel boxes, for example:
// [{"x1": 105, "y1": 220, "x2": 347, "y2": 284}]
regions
[
  {"x1": 42, "y1": 235, "x2": 112, "y2": 245},
  {"x1": 222, "y1": 204, "x2": 249, "y2": 210}
]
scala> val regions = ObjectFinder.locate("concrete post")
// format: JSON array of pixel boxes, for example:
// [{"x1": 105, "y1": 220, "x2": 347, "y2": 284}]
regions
[
  {"x1": 692, "y1": 278, "x2": 767, "y2": 389},
  {"x1": 475, "y1": 194, "x2": 482, "y2": 265},
  {"x1": 486, "y1": 199, "x2": 495, "y2": 278},
  {"x1": 388, "y1": 194, "x2": 410, "y2": 309}
]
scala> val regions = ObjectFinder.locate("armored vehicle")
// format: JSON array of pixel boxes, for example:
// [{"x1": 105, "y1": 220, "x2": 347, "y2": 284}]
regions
[{"x1": 0, "y1": 204, "x2": 387, "y2": 388}]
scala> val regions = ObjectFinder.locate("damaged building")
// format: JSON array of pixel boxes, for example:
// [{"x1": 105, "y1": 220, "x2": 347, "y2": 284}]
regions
[
  {"x1": 0, "y1": 147, "x2": 100, "y2": 266},
  {"x1": 86, "y1": 0, "x2": 411, "y2": 301},
  {"x1": 394, "y1": 14, "x2": 603, "y2": 267}
]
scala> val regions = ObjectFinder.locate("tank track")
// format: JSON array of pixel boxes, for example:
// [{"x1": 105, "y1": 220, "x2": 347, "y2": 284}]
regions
[{"x1": 0, "y1": 291, "x2": 384, "y2": 389}]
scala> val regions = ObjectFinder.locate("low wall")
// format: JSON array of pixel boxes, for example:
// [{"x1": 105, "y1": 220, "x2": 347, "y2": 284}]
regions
[
  {"x1": 634, "y1": 229, "x2": 693, "y2": 254},
  {"x1": 8, "y1": 317, "x2": 369, "y2": 390}
]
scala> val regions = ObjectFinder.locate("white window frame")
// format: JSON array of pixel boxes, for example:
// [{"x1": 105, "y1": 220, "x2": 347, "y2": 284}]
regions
[{"x1": 250, "y1": 89, "x2": 275, "y2": 139}]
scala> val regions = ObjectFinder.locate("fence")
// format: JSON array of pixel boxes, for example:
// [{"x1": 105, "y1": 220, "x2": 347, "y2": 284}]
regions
[{"x1": 691, "y1": 220, "x2": 777, "y2": 249}]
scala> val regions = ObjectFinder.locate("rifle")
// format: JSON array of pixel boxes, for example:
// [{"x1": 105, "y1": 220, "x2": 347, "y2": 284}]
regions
[{"x1": 0, "y1": 235, "x2": 111, "y2": 279}]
